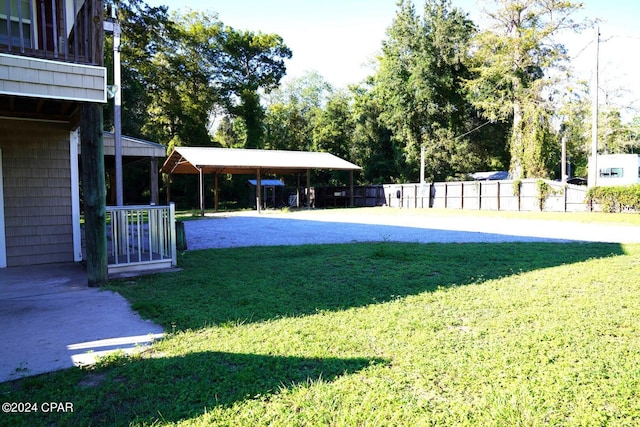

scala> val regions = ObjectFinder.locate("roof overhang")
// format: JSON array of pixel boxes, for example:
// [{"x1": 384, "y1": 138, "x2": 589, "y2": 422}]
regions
[{"x1": 161, "y1": 146, "x2": 361, "y2": 175}]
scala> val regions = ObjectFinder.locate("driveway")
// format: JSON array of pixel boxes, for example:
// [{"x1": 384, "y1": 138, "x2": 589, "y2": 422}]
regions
[{"x1": 184, "y1": 208, "x2": 640, "y2": 250}]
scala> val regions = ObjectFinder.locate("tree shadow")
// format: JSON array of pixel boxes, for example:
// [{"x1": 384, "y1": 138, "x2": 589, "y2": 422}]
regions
[
  {"x1": 110, "y1": 231, "x2": 627, "y2": 330},
  {"x1": 43, "y1": 352, "x2": 385, "y2": 425}
]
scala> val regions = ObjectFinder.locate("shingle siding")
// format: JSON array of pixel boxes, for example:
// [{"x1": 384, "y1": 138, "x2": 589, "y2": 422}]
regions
[
  {"x1": 0, "y1": 118, "x2": 74, "y2": 266},
  {"x1": 0, "y1": 54, "x2": 107, "y2": 103}
]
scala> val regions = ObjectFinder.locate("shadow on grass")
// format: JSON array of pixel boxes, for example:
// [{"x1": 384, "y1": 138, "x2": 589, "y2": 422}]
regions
[
  {"x1": 110, "y1": 241, "x2": 627, "y2": 331},
  {"x1": 8, "y1": 352, "x2": 384, "y2": 426}
]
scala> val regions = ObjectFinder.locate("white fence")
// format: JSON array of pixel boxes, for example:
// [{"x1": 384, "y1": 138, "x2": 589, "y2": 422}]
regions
[
  {"x1": 383, "y1": 180, "x2": 590, "y2": 213},
  {"x1": 106, "y1": 204, "x2": 177, "y2": 274}
]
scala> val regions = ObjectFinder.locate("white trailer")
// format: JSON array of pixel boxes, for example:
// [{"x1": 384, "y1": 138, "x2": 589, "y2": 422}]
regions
[{"x1": 588, "y1": 154, "x2": 640, "y2": 187}]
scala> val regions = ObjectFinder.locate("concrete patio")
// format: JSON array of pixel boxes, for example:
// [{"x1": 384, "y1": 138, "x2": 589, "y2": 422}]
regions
[{"x1": 0, "y1": 263, "x2": 164, "y2": 383}]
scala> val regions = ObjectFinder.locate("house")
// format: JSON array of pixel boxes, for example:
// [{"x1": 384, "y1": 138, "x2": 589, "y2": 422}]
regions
[
  {"x1": 588, "y1": 154, "x2": 640, "y2": 187},
  {"x1": 1, "y1": 0, "x2": 107, "y2": 282}
]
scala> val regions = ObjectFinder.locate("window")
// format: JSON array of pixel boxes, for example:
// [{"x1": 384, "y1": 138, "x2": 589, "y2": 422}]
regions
[
  {"x1": 599, "y1": 167, "x2": 624, "y2": 178},
  {"x1": 0, "y1": 0, "x2": 33, "y2": 49}
]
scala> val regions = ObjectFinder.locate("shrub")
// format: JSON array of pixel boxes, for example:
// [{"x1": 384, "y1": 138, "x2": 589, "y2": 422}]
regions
[{"x1": 586, "y1": 184, "x2": 640, "y2": 213}]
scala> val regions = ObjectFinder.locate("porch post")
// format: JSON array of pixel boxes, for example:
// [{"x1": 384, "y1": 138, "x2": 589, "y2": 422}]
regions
[
  {"x1": 80, "y1": 103, "x2": 108, "y2": 287},
  {"x1": 150, "y1": 157, "x2": 159, "y2": 205},
  {"x1": 0, "y1": 148, "x2": 6, "y2": 268}
]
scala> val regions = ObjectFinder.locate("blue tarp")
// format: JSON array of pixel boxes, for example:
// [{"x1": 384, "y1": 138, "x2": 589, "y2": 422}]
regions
[{"x1": 248, "y1": 179, "x2": 285, "y2": 186}]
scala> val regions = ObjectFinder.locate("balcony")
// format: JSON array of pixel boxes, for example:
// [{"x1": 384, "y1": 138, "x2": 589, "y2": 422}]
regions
[{"x1": 0, "y1": 0, "x2": 106, "y2": 119}]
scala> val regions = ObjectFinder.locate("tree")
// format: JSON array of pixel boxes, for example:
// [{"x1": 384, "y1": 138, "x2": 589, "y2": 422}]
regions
[
  {"x1": 145, "y1": 10, "x2": 223, "y2": 150},
  {"x1": 263, "y1": 71, "x2": 332, "y2": 151},
  {"x1": 312, "y1": 91, "x2": 354, "y2": 159},
  {"x1": 217, "y1": 29, "x2": 292, "y2": 148},
  {"x1": 375, "y1": 0, "x2": 477, "y2": 181},
  {"x1": 466, "y1": 0, "x2": 586, "y2": 179},
  {"x1": 104, "y1": 0, "x2": 174, "y2": 140},
  {"x1": 351, "y1": 80, "x2": 401, "y2": 183}
]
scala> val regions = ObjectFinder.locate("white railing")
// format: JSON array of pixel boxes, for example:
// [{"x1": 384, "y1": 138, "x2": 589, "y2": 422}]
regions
[{"x1": 106, "y1": 203, "x2": 176, "y2": 274}]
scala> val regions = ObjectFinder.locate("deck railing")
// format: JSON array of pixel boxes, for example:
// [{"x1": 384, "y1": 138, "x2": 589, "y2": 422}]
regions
[
  {"x1": 106, "y1": 204, "x2": 177, "y2": 274},
  {"x1": 1, "y1": 0, "x2": 100, "y2": 64}
]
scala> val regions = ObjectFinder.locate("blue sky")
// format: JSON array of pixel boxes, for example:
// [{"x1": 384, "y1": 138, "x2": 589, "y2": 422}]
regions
[{"x1": 144, "y1": 0, "x2": 639, "y2": 117}]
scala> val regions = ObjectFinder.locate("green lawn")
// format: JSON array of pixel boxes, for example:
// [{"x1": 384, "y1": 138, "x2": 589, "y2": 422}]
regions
[{"x1": 2, "y1": 241, "x2": 640, "y2": 426}]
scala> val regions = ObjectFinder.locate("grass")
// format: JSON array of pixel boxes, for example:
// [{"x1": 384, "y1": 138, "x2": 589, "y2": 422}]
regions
[{"x1": 2, "y1": 241, "x2": 640, "y2": 426}]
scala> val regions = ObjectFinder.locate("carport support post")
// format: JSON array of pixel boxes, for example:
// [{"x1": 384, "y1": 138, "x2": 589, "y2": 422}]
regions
[
  {"x1": 199, "y1": 167, "x2": 204, "y2": 217},
  {"x1": 214, "y1": 173, "x2": 219, "y2": 212},
  {"x1": 350, "y1": 170, "x2": 354, "y2": 207},
  {"x1": 306, "y1": 169, "x2": 311, "y2": 209},
  {"x1": 256, "y1": 168, "x2": 262, "y2": 213},
  {"x1": 166, "y1": 174, "x2": 171, "y2": 205},
  {"x1": 296, "y1": 173, "x2": 301, "y2": 208}
]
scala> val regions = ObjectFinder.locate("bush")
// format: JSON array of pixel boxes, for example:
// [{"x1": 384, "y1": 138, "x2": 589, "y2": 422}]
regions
[{"x1": 586, "y1": 184, "x2": 640, "y2": 213}]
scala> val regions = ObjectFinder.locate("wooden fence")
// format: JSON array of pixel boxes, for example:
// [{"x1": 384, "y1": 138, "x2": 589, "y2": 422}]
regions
[{"x1": 315, "y1": 186, "x2": 386, "y2": 208}]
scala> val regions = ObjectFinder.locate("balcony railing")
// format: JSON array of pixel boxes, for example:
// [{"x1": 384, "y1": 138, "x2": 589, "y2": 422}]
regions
[
  {"x1": 106, "y1": 204, "x2": 177, "y2": 275},
  {"x1": 1, "y1": 0, "x2": 100, "y2": 64}
]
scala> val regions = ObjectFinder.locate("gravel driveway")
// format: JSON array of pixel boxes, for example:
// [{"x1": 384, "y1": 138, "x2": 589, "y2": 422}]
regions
[{"x1": 183, "y1": 209, "x2": 640, "y2": 250}]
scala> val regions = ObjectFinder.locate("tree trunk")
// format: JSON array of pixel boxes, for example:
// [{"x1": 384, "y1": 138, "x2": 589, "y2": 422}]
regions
[
  {"x1": 510, "y1": 99, "x2": 525, "y2": 180},
  {"x1": 81, "y1": 103, "x2": 108, "y2": 287}
]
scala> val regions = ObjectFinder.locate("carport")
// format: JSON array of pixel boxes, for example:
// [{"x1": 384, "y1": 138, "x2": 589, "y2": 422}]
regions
[{"x1": 161, "y1": 147, "x2": 361, "y2": 214}]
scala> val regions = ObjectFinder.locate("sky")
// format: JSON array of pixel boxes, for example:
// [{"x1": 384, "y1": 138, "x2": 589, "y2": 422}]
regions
[{"x1": 143, "y1": 0, "x2": 640, "y2": 119}]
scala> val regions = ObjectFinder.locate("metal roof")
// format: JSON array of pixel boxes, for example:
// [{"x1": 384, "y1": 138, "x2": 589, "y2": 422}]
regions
[
  {"x1": 102, "y1": 132, "x2": 166, "y2": 158},
  {"x1": 162, "y1": 146, "x2": 361, "y2": 175}
]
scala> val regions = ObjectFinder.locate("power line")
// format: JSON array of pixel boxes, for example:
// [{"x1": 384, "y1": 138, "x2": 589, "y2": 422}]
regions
[{"x1": 455, "y1": 120, "x2": 492, "y2": 140}]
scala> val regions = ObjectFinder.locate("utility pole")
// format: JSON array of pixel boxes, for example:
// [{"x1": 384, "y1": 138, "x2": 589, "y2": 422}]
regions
[
  {"x1": 113, "y1": 7, "x2": 123, "y2": 206},
  {"x1": 561, "y1": 135, "x2": 567, "y2": 183},
  {"x1": 589, "y1": 26, "x2": 600, "y2": 187},
  {"x1": 420, "y1": 145, "x2": 425, "y2": 186},
  {"x1": 104, "y1": 6, "x2": 123, "y2": 205}
]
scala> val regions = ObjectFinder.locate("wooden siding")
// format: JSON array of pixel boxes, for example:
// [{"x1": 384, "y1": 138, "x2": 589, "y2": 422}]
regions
[
  {"x1": 0, "y1": 54, "x2": 106, "y2": 103},
  {"x1": 0, "y1": 118, "x2": 74, "y2": 266}
]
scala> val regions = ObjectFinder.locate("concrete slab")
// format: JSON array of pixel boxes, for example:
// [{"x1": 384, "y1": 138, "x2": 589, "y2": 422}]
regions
[{"x1": 0, "y1": 263, "x2": 164, "y2": 383}]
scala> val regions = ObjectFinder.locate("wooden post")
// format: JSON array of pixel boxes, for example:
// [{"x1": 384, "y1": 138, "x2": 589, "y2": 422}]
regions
[
  {"x1": 306, "y1": 169, "x2": 311, "y2": 209},
  {"x1": 88, "y1": 0, "x2": 103, "y2": 66},
  {"x1": 214, "y1": 173, "x2": 219, "y2": 212},
  {"x1": 198, "y1": 167, "x2": 204, "y2": 216},
  {"x1": 497, "y1": 181, "x2": 501, "y2": 211},
  {"x1": 296, "y1": 173, "x2": 301, "y2": 208},
  {"x1": 80, "y1": 103, "x2": 107, "y2": 287},
  {"x1": 478, "y1": 181, "x2": 482, "y2": 210},
  {"x1": 150, "y1": 157, "x2": 158, "y2": 205},
  {"x1": 256, "y1": 168, "x2": 262, "y2": 213},
  {"x1": 444, "y1": 183, "x2": 448, "y2": 209},
  {"x1": 349, "y1": 170, "x2": 354, "y2": 207},
  {"x1": 166, "y1": 174, "x2": 171, "y2": 205}
]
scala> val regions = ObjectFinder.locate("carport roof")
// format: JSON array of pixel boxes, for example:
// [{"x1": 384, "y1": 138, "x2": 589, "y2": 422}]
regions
[{"x1": 161, "y1": 146, "x2": 361, "y2": 175}]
